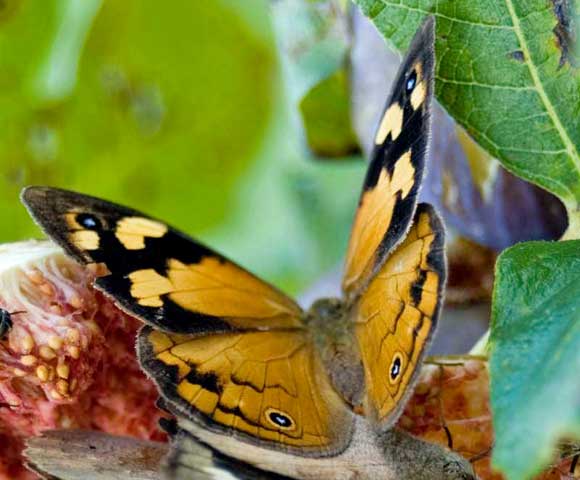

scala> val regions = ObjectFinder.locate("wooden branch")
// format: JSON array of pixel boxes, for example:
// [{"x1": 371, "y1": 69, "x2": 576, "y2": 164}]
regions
[
  {"x1": 24, "y1": 425, "x2": 478, "y2": 480},
  {"x1": 24, "y1": 430, "x2": 168, "y2": 480}
]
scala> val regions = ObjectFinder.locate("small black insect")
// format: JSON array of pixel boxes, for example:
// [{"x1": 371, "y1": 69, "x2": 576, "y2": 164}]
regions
[{"x1": 0, "y1": 309, "x2": 25, "y2": 340}]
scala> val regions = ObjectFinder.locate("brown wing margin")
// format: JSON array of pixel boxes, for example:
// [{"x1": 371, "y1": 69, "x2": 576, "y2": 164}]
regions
[
  {"x1": 21, "y1": 186, "x2": 302, "y2": 334},
  {"x1": 355, "y1": 203, "x2": 446, "y2": 428},
  {"x1": 343, "y1": 17, "x2": 435, "y2": 299}
]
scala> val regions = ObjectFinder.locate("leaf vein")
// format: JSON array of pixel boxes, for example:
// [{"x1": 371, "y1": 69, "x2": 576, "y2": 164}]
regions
[
  {"x1": 378, "y1": 1, "x2": 514, "y2": 30},
  {"x1": 503, "y1": 0, "x2": 580, "y2": 182},
  {"x1": 436, "y1": 75, "x2": 535, "y2": 91}
]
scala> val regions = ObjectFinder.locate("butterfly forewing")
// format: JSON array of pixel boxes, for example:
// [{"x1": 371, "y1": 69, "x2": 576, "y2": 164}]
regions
[
  {"x1": 21, "y1": 187, "x2": 302, "y2": 335},
  {"x1": 343, "y1": 17, "x2": 435, "y2": 298}
]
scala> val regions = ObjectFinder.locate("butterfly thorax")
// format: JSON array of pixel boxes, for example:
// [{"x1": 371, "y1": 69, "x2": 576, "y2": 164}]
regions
[{"x1": 304, "y1": 297, "x2": 365, "y2": 411}]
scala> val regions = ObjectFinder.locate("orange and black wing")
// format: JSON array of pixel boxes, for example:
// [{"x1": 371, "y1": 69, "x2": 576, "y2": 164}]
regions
[
  {"x1": 22, "y1": 186, "x2": 354, "y2": 454},
  {"x1": 21, "y1": 186, "x2": 302, "y2": 335},
  {"x1": 355, "y1": 203, "x2": 445, "y2": 427},
  {"x1": 343, "y1": 17, "x2": 435, "y2": 298},
  {"x1": 139, "y1": 327, "x2": 353, "y2": 455}
]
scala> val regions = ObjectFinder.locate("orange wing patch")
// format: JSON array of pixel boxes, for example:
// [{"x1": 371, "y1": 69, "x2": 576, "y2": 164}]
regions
[
  {"x1": 355, "y1": 204, "x2": 445, "y2": 427},
  {"x1": 128, "y1": 257, "x2": 303, "y2": 329},
  {"x1": 139, "y1": 327, "x2": 353, "y2": 454},
  {"x1": 410, "y1": 62, "x2": 426, "y2": 110},
  {"x1": 375, "y1": 103, "x2": 404, "y2": 144},
  {"x1": 343, "y1": 150, "x2": 416, "y2": 294},
  {"x1": 115, "y1": 216, "x2": 168, "y2": 250},
  {"x1": 64, "y1": 212, "x2": 101, "y2": 251}
]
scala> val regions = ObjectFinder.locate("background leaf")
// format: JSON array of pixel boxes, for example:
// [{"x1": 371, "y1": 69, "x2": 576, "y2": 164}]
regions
[
  {"x1": 353, "y1": 0, "x2": 580, "y2": 233},
  {"x1": 490, "y1": 240, "x2": 580, "y2": 479}
]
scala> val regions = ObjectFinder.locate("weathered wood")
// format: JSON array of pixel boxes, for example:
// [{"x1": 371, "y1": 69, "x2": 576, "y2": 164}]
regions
[
  {"x1": 24, "y1": 430, "x2": 290, "y2": 480},
  {"x1": 24, "y1": 425, "x2": 478, "y2": 480},
  {"x1": 24, "y1": 430, "x2": 168, "y2": 480}
]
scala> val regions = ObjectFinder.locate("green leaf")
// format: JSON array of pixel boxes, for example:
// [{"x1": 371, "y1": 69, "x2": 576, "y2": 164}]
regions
[
  {"x1": 299, "y1": 70, "x2": 359, "y2": 157},
  {"x1": 490, "y1": 240, "x2": 580, "y2": 479},
  {"x1": 353, "y1": 0, "x2": 580, "y2": 222}
]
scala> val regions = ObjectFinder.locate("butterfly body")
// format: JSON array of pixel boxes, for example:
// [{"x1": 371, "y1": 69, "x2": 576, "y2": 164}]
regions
[
  {"x1": 21, "y1": 16, "x2": 447, "y2": 472},
  {"x1": 304, "y1": 297, "x2": 365, "y2": 410}
]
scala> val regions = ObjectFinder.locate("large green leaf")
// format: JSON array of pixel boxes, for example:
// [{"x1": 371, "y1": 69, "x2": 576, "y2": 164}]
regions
[
  {"x1": 353, "y1": 0, "x2": 580, "y2": 232},
  {"x1": 490, "y1": 240, "x2": 580, "y2": 479}
]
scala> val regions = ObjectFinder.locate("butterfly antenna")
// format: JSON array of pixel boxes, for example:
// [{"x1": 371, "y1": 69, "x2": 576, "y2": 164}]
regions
[
  {"x1": 468, "y1": 443, "x2": 493, "y2": 464},
  {"x1": 570, "y1": 453, "x2": 579, "y2": 474},
  {"x1": 437, "y1": 365, "x2": 453, "y2": 450}
]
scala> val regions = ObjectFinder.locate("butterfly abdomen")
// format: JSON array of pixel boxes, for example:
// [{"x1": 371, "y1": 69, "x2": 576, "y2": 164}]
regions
[{"x1": 305, "y1": 298, "x2": 365, "y2": 411}]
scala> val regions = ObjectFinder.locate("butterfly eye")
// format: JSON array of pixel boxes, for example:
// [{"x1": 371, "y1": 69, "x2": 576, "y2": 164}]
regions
[
  {"x1": 266, "y1": 408, "x2": 295, "y2": 430},
  {"x1": 389, "y1": 353, "x2": 404, "y2": 383},
  {"x1": 76, "y1": 213, "x2": 100, "y2": 230},
  {"x1": 405, "y1": 70, "x2": 417, "y2": 94}
]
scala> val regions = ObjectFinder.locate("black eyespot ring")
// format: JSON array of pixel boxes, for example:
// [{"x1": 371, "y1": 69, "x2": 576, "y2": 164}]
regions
[
  {"x1": 266, "y1": 408, "x2": 295, "y2": 430},
  {"x1": 390, "y1": 353, "x2": 404, "y2": 383},
  {"x1": 406, "y1": 70, "x2": 417, "y2": 94},
  {"x1": 76, "y1": 213, "x2": 100, "y2": 230}
]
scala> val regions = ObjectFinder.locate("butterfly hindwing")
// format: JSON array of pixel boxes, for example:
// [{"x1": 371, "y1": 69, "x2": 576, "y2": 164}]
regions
[
  {"x1": 343, "y1": 17, "x2": 435, "y2": 297},
  {"x1": 138, "y1": 326, "x2": 353, "y2": 455},
  {"x1": 355, "y1": 203, "x2": 445, "y2": 427},
  {"x1": 21, "y1": 187, "x2": 302, "y2": 335}
]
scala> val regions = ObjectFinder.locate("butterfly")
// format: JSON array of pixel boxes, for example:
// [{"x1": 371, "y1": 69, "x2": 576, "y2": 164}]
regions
[{"x1": 21, "y1": 16, "x2": 443, "y2": 465}]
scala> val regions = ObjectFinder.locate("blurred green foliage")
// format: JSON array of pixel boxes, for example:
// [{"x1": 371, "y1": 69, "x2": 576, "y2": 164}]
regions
[
  {"x1": 272, "y1": 0, "x2": 359, "y2": 157},
  {"x1": 0, "y1": 0, "x2": 365, "y2": 295}
]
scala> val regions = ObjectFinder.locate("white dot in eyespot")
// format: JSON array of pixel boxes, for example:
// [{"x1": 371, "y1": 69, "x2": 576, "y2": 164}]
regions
[
  {"x1": 406, "y1": 71, "x2": 417, "y2": 93},
  {"x1": 76, "y1": 213, "x2": 99, "y2": 229},
  {"x1": 390, "y1": 355, "x2": 403, "y2": 380}
]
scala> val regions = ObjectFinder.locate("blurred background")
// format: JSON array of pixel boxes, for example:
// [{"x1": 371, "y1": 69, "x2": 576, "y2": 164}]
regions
[
  {"x1": 0, "y1": 0, "x2": 366, "y2": 295},
  {"x1": 0, "y1": 0, "x2": 567, "y2": 345}
]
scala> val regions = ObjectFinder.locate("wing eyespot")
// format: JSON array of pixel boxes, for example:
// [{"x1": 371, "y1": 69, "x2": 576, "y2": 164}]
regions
[
  {"x1": 389, "y1": 352, "x2": 404, "y2": 384},
  {"x1": 76, "y1": 213, "x2": 101, "y2": 230},
  {"x1": 405, "y1": 70, "x2": 417, "y2": 94},
  {"x1": 265, "y1": 408, "x2": 296, "y2": 431}
]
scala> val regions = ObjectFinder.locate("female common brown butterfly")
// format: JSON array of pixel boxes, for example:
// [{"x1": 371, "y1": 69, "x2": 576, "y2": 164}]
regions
[{"x1": 21, "y1": 16, "x2": 445, "y2": 476}]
